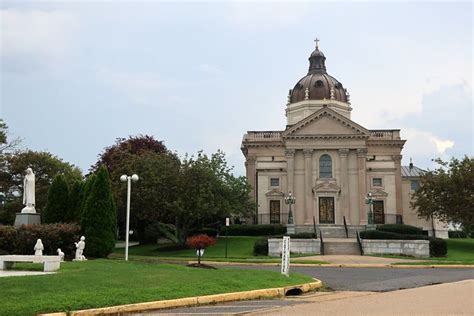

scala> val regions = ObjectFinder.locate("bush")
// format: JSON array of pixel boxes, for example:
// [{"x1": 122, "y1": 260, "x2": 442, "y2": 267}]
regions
[
  {"x1": 0, "y1": 224, "x2": 81, "y2": 259},
  {"x1": 429, "y1": 237, "x2": 447, "y2": 257},
  {"x1": 223, "y1": 224, "x2": 287, "y2": 236},
  {"x1": 195, "y1": 227, "x2": 218, "y2": 237},
  {"x1": 376, "y1": 224, "x2": 423, "y2": 235},
  {"x1": 289, "y1": 232, "x2": 317, "y2": 239},
  {"x1": 253, "y1": 238, "x2": 268, "y2": 256},
  {"x1": 43, "y1": 174, "x2": 70, "y2": 224},
  {"x1": 448, "y1": 231, "x2": 467, "y2": 238},
  {"x1": 360, "y1": 230, "x2": 447, "y2": 257}
]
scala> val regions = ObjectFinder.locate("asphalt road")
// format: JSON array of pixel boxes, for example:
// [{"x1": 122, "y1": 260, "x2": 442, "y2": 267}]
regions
[
  {"x1": 134, "y1": 266, "x2": 474, "y2": 315},
  {"x1": 232, "y1": 265, "x2": 474, "y2": 292}
]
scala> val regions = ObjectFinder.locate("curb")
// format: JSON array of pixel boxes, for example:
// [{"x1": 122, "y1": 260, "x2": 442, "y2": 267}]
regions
[
  {"x1": 38, "y1": 279, "x2": 322, "y2": 316},
  {"x1": 192, "y1": 260, "x2": 474, "y2": 269}
]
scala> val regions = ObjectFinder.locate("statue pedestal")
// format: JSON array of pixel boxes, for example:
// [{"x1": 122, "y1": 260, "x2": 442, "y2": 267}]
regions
[
  {"x1": 366, "y1": 224, "x2": 377, "y2": 231},
  {"x1": 14, "y1": 213, "x2": 41, "y2": 227}
]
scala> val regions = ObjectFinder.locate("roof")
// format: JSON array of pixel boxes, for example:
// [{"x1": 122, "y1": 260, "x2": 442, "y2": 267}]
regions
[{"x1": 401, "y1": 165, "x2": 425, "y2": 178}]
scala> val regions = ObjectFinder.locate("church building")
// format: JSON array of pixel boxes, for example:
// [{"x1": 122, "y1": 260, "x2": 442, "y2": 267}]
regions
[{"x1": 241, "y1": 41, "x2": 448, "y2": 238}]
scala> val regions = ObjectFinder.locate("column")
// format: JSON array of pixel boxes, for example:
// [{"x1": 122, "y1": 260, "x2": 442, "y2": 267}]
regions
[
  {"x1": 245, "y1": 156, "x2": 257, "y2": 223},
  {"x1": 357, "y1": 149, "x2": 368, "y2": 224},
  {"x1": 393, "y1": 154, "x2": 403, "y2": 217},
  {"x1": 303, "y1": 149, "x2": 313, "y2": 224},
  {"x1": 339, "y1": 148, "x2": 350, "y2": 224},
  {"x1": 285, "y1": 149, "x2": 295, "y2": 194}
]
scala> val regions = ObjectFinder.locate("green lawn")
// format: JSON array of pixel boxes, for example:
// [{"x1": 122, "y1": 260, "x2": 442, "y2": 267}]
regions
[
  {"x1": 113, "y1": 237, "x2": 327, "y2": 264},
  {"x1": 0, "y1": 259, "x2": 314, "y2": 316}
]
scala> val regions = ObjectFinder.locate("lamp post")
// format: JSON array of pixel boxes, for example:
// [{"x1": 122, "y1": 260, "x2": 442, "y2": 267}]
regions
[
  {"x1": 284, "y1": 192, "x2": 296, "y2": 225},
  {"x1": 365, "y1": 192, "x2": 374, "y2": 225},
  {"x1": 120, "y1": 174, "x2": 139, "y2": 261}
]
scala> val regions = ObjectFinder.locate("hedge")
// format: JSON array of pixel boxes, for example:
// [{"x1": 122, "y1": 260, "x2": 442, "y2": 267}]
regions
[
  {"x1": 253, "y1": 238, "x2": 268, "y2": 256},
  {"x1": 448, "y1": 231, "x2": 467, "y2": 238},
  {"x1": 0, "y1": 224, "x2": 81, "y2": 259},
  {"x1": 376, "y1": 224, "x2": 423, "y2": 236},
  {"x1": 359, "y1": 230, "x2": 447, "y2": 257},
  {"x1": 222, "y1": 224, "x2": 287, "y2": 236}
]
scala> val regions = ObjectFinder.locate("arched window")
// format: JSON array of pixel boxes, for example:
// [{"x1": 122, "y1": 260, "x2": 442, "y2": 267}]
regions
[{"x1": 319, "y1": 154, "x2": 332, "y2": 178}]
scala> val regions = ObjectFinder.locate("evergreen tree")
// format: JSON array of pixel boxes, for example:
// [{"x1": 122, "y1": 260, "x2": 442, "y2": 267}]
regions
[
  {"x1": 80, "y1": 174, "x2": 96, "y2": 219},
  {"x1": 68, "y1": 180, "x2": 84, "y2": 222},
  {"x1": 43, "y1": 174, "x2": 69, "y2": 223},
  {"x1": 81, "y1": 166, "x2": 117, "y2": 258}
]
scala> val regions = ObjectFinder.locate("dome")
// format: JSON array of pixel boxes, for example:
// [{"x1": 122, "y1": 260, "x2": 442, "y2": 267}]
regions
[{"x1": 289, "y1": 43, "x2": 348, "y2": 104}]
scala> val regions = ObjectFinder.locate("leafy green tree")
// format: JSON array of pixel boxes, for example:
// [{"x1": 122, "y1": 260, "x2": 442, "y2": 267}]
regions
[
  {"x1": 81, "y1": 165, "x2": 117, "y2": 258},
  {"x1": 0, "y1": 150, "x2": 82, "y2": 225},
  {"x1": 68, "y1": 180, "x2": 84, "y2": 223},
  {"x1": 43, "y1": 174, "x2": 70, "y2": 223},
  {"x1": 0, "y1": 119, "x2": 21, "y2": 154},
  {"x1": 412, "y1": 156, "x2": 474, "y2": 229}
]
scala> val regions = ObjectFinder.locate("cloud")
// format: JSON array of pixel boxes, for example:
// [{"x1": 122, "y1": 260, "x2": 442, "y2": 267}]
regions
[
  {"x1": 0, "y1": 9, "x2": 77, "y2": 73},
  {"x1": 198, "y1": 64, "x2": 222, "y2": 75}
]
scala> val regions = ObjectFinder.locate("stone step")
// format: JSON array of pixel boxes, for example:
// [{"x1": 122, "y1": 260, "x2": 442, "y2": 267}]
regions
[
  {"x1": 318, "y1": 226, "x2": 365, "y2": 238},
  {"x1": 323, "y1": 239, "x2": 361, "y2": 255}
]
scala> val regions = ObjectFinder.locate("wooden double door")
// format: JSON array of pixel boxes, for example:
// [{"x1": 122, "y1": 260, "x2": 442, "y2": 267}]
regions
[{"x1": 319, "y1": 197, "x2": 335, "y2": 224}]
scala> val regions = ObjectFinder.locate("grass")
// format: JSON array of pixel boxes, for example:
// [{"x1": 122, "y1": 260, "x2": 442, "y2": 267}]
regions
[
  {"x1": 375, "y1": 238, "x2": 474, "y2": 265},
  {"x1": 113, "y1": 237, "x2": 327, "y2": 264},
  {"x1": 0, "y1": 259, "x2": 314, "y2": 316}
]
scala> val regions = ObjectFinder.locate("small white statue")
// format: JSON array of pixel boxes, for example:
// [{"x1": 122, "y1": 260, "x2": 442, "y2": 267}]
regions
[
  {"x1": 34, "y1": 239, "x2": 43, "y2": 256},
  {"x1": 57, "y1": 248, "x2": 65, "y2": 261},
  {"x1": 304, "y1": 88, "x2": 309, "y2": 100},
  {"x1": 22, "y1": 168, "x2": 36, "y2": 213},
  {"x1": 345, "y1": 88, "x2": 350, "y2": 103},
  {"x1": 330, "y1": 87, "x2": 335, "y2": 100},
  {"x1": 74, "y1": 236, "x2": 87, "y2": 261}
]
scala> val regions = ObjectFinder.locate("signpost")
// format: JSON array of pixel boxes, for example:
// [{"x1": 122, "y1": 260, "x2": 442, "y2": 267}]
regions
[
  {"x1": 281, "y1": 236, "x2": 290, "y2": 277},
  {"x1": 225, "y1": 217, "x2": 230, "y2": 258}
]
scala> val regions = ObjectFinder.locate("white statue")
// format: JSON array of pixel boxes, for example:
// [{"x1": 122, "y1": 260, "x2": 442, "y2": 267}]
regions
[
  {"x1": 330, "y1": 87, "x2": 335, "y2": 100},
  {"x1": 74, "y1": 236, "x2": 87, "y2": 261},
  {"x1": 34, "y1": 239, "x2": 44, "y2": 256},
  {"x1": 304, "y1": 88, "x2": 310, "y2": 100},
  {"x1": 22, "y1": 168, "x2": 36, "y2": 213},
  {"x1": 57, "y1": 248, "x2": 65, "y2": 261}
]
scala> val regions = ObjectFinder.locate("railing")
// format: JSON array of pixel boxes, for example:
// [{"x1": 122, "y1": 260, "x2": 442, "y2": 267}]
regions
[
  {"x1": 356, "y1": 231, "x2": 364, "y2": 256},
  {"x1": 369, "y1": 129, "x2": 400, "y2": 140},
  {"x1": 254, "y1": 213, "x2": 290, "y2": 225},
  {"x1": 320, "y1": 231, "x2": 325, "y2": 256},
  {"x1": 343, "y1": 216, "x2": 349, "y2": 238},
  {"x1": 374, "y1": 214, "x2": 403, "y2": 225},
  {"x1": 313, "y1": 216, "x2": 318, "y2": 239},
  {"x1": 245, "y1": 131, "x2": 282, "y2": 141}
]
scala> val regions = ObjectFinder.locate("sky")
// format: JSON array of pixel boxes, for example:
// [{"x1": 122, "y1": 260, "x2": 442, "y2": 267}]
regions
[{"x1": 1, "y1": 1, "x2": 472, "y2": 176}]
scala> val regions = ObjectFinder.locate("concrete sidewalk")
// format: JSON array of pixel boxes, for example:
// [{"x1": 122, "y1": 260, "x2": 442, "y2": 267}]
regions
[
  {"x1": 251, "y1": 280, "x2": 474, "y2": 315},
  {"x1": 298, "y1": 254, "x2": 423, "y2": 265}
]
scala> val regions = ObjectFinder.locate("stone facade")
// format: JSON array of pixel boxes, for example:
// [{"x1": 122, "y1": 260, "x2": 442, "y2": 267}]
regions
[
  {"x1": 241, "y1": 43, "x2": 445, "y2": 237},
  {"x1": 362, "y1": 240, "x2": 430, "y2": 258},
  {"x1": 268, "y1": 238, "x2": 320, "y2": 256}
]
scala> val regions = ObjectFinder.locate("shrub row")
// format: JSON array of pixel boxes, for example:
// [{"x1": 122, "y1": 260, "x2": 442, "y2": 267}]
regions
[
  {"x1": 359, "y1": 230, "x2": 447, "y2": 257},
  {"x1": 253, "y1": 238, "x2": 268, "y2": 256},
  {"x1": 376, "y1": 224, "x2": 423, "y2": 235},
  {"x1": 0, "y1": 224, "x2": 81, "y2": 259},
  {"x1": 222, "y1": 224, "x2": 287, "y2": 236},
  {"x1": 448, "y1": 231, "x2": 467, "y2": 238}
]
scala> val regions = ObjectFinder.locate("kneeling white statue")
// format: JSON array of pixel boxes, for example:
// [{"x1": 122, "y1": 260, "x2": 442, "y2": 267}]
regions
[
  {"x1": 74, "y1": 236, "x2": 87, "y2": 261},
  {"x1": 57, "y1": 248, "x2": 65, "y2": 261},
  {"x1": 34, "y1": 239, "x2": 44, "y2": 256}
]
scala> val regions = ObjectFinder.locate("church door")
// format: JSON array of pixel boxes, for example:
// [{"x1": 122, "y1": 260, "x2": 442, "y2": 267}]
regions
[
  {"x1": 269, "y1": 200, "x2": 281, "y2": 224},
  {"x1": 319, "y1": 197, "x2": 335, "y2": 224},
  {"x1": 373, "y1": 200, "x2": 385, "y2": 224}
]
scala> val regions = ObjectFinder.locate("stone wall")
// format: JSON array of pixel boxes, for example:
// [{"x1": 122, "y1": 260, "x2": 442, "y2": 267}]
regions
[
  {"x1": 362, "y1": 239, "x2": 429, "y2": 258},
  {"x1": 268, "y1": 238, "x2": 320, "y2": 256}
]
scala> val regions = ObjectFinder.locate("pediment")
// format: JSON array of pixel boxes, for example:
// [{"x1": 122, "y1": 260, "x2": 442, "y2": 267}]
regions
[
  {"x1": 369, "y1": 189, "x2": 388, "y2": 197},
  {"x1": 283, "y1": 107, "x2": 370, "y2": 138},
  {"x1": 313, "y1": 181, "x2": 341, "y2": 193},
  {"x1": 265, "y1": 189, "x2": 285, "y2": 197}
]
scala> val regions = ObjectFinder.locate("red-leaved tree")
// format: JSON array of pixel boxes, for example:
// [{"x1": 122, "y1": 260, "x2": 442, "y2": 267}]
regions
[{"x1": 186, "y1": 234, "x2": 216, "y2": 266}]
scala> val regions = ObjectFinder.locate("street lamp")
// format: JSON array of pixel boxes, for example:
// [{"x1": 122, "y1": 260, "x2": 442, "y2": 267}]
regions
[
  {"x1": 284, "y1": 192, "x2": 296, "y2": 225},
  {"x1": 365, "y1": 192, "x2": 374, "y2": 225},
  {"x1": 120, "y1": 174, "x2": 139, "y2": 261}
]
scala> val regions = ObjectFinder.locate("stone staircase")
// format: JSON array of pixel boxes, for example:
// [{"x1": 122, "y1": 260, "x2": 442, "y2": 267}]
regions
[
  {"x1": 317, "y1": 225, "x2": 366, "y2": 238},
  {"x1": 323, "y1": 238, "x2": 361, "y2": 255}
]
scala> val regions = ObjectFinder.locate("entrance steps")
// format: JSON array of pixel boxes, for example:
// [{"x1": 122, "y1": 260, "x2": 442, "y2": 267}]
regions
[
  {"x1": 323, "y1": 238, "x2": 361, "y2": 255},
  {"x1": 317, "y1": 225, "x2": 365, "y2": 238}
]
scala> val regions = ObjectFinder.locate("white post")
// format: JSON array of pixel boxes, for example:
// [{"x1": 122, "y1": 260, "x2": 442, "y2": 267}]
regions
[{"x1": 125, "y1": 176, "x2": 131, "y2": 261}]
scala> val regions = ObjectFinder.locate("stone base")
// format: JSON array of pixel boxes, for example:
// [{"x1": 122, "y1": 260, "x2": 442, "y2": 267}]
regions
[
  {"x1": 366, "y1": 224, "x2": 377, "y2": 231},
  {"x1": 286, "y1": 224, "x2": 295, "y2": 235},
  {"x1": 14, "y1": 213, "x2": 41, "y2": 227}
]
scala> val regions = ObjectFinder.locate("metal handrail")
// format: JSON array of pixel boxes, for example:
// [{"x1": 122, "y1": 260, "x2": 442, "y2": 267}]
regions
[
  {"x1": 356, "y1": 231, "x2": 364, "y2": 256},
  {"x1": 320, "y1": 231, "x2": 325, "y2": 256},
  {"x1": 343, "y1": 216, "x2": 349, "y2": 238}
]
